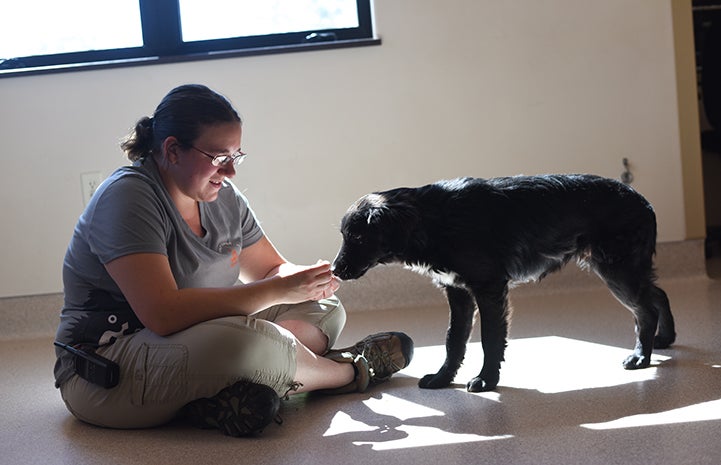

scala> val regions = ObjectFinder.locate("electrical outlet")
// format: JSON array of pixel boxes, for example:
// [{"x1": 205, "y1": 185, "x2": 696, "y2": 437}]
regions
[{"x1": 80, "y1": 171, "x2": 103, "y2": 206}]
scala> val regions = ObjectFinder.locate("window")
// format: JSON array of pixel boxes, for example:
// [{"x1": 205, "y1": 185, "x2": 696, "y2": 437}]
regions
[{"x1": 0, "y1": 0, "x2": 376, "y2": 77}]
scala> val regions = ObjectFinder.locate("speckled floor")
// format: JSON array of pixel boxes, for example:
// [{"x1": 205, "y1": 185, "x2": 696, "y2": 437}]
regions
[{"x1": 2, "y1": 272, "x2": 720, "y2": 465}]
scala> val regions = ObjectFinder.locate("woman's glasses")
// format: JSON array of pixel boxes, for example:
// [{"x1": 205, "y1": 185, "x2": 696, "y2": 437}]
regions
[{"x1": 189, "y1": 145, "x2": 247, "y2": 166}]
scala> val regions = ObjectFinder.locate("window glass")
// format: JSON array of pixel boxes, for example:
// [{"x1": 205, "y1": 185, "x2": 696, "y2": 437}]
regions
[
  {"x1": 178, "y1": 0, "x2": 359, "y2": 42},
  {"x1": 0, "y1": 0, "x2": 142, "y2": 59},
  {"x1": 0, "y1": 0, "x2": 374, "y2": 76}
]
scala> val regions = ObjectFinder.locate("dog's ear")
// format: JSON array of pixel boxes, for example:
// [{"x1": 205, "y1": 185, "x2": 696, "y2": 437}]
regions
[{"x1": 370, "y1": 194, "x2": 428, "y2": 252}]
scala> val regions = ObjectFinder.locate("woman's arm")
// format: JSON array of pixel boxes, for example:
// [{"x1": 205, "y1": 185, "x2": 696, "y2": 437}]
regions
[
  {"x1": 236, "y1": 236, "x2": 336, "y2": 282},
  {"x1": 235, "y1": 236, "x2": 289, "y2": 282},
  {"x1": 235, "y1": 235, "x2": 340, "y2": 305}
]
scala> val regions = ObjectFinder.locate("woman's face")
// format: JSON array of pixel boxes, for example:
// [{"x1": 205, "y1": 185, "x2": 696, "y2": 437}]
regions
[{"x1": 168, "y1": 121, "x2": 242, "y2": 204}]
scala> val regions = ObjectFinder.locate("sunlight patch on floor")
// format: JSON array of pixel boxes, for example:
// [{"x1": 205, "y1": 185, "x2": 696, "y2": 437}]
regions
[
  {"x1": 403, "y1": 336, "x2": 669, "y2": 394},
  {"x1": 323, "y1": 395, "x2": 445, "y2": 437},
  {"x1": 324, "y1": 411, "x2": 381, "y2": 436},
  {"x1": 352, "y1": 425, "x2": 513, "y2": 451},
  {"x1": 501, "y1": 336, "x2": 669, "y2": 393},
  {"x1": 323, "y1": 393, "x2": 512, "y2": 450},
  {"x1": 581, "y1": 398, "x2": 721, "y2": 430},
  {"x1": 363, "y1": 393, "x2": 446, "y2": 421}
]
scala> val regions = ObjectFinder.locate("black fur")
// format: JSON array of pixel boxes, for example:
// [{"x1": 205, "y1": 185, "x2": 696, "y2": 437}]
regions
[{"x1": 332, "y1": 174, "x2": 676, "y2": 392}]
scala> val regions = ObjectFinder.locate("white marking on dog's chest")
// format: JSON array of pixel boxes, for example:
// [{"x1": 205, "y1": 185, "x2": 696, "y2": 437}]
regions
[{"x1": 405, "y1": 263, "x2": 461, "y2": 286}]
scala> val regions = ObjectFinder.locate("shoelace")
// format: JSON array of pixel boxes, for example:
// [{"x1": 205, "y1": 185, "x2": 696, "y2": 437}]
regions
[
  {"x1": 282, "y1": 381, "x2": 304, "y2": 400},
  {"x1": 363, "y1": 345, "x2": 395, "y2": 382},
  {"x1": 273, "y1": 381, "x2": 307, "y2": 426}
]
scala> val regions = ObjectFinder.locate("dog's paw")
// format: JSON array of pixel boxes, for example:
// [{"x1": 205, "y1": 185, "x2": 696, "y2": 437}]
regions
[
  {"x1": 419, "y1": 373, "x2": 454, "y2": 389},
  {"x1": 622, "y1": 353, "x2": 650, "y2": 370},
  {"x1": 467, "y1": 375, "x2": 498, "y2": 392}
]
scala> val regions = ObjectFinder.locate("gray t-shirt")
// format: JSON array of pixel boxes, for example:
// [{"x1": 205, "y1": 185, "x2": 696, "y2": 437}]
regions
[{"x1": 54, "y1": 156, "x2": 264, "y2": 386}]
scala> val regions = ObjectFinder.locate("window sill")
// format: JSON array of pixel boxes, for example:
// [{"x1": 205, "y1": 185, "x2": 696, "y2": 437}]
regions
[{"x1": 0, "y1": 37, "x2": 381, "y2": 79}]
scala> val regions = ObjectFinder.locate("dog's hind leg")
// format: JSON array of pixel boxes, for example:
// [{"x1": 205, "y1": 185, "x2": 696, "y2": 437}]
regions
[
  {"x1": 595, "y1": 264, "x2": 675, "y2": 369},
  {"x1": 466, "y1": 281, "x2": 511, "y2": 392},
  {"x1": 419, "y1": 286, "x2": 476, "y2": 389},
  {"x1": 651, "y1": 284, "x2": 675, "y2": 349}
]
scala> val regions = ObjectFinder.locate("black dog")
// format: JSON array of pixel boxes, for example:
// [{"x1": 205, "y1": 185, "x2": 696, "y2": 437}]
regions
[{"x1": 332, "y1": 174, "x2": 676, "y2": 392}]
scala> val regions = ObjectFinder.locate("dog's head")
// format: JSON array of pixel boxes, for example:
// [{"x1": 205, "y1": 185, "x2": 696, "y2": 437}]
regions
[{"x1": 332, "y1": 189, "x2": 425, "y2": 280}]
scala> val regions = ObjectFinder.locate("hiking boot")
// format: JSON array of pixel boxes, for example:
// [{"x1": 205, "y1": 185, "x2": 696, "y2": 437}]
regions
[
  {"x1": 181, "y1": 380, "x2": 280, "y2": 437},
  {"x1": 323, "y1": 331, "x2": 414, "y2": 393}
]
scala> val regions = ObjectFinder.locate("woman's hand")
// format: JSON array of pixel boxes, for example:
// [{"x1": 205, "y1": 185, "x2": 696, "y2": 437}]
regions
[{"x1": 272, "y1": 260, "x2": 341, "y2": 303}]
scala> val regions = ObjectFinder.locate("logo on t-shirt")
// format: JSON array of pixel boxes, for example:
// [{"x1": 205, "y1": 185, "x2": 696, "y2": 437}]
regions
[{"x1": 218, "y1": 239, "x2": 242, "y2": 267}]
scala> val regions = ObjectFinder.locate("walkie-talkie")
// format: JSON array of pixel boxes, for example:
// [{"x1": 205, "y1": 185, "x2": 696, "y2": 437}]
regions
[{"x1": 54, "y1": 341, "x2": 120, "y2": 388}]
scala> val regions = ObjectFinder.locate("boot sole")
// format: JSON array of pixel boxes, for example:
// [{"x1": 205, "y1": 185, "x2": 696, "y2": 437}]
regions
[{"x1": 182, "y1": 381, "x2": 280, "y2": 437}]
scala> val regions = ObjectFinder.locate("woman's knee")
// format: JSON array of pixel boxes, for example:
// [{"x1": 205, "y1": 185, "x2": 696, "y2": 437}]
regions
[
  {"x1": 277, "y1": 319, "x2": 328, "y2": 354},
  {"x1": 319, "y1": 296, "x2": 347, "y2": 349}
]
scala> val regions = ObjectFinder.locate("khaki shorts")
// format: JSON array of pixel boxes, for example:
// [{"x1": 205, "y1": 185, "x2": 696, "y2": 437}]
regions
[{"x1": 59, "y1": 297, "x2": 346, "y2": 429}]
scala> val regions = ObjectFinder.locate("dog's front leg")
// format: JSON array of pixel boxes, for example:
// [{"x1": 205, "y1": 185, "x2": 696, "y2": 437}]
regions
[
  {"x1": 419, "y1": 285, "x2": 476, "y2": 389},
  {"x1": 467, "y1": 281, "x2": 510, "y2": 392}
]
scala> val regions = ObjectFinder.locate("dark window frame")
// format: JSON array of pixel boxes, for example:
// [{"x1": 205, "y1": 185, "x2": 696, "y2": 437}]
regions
[{"x1": 0, "y1": 0, "x2": 378, "y2": 79}]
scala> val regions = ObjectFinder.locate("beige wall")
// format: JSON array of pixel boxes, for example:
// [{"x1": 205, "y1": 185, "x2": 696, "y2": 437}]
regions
[{"x1": 0, "y1": 0, "x2": 703, "y2": 297}]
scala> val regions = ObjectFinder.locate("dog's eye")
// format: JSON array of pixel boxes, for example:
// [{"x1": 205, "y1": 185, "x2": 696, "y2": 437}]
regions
[{"x1": 349, "y1": 234, "x2": 364, "y2": 243}]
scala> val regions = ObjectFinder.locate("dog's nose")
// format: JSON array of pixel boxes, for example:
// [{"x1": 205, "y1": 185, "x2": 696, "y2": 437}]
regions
[
  {"x1": 330, "y1": 259, "x2": 348, "y2": 280},
  {"x1": 330, "y1": 261, "x2": 343, "y2": 275}
]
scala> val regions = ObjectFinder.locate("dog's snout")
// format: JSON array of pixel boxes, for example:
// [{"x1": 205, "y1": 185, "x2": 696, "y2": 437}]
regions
[
  {"x1": 331, "y1": 251, "x2": 343, "y2": 273},
  {"x1": 331, "y1": 260, "x2": 348, "y2": 279},
  {"x1": 330, "y1": 252, "x2": 359, "y2": 281},
  {"x1": 330, "y1": 262, "x2": 341, "y2": 276},
  {"x1": 330, "y1": 252, "x2": 345, "y2": 276}
]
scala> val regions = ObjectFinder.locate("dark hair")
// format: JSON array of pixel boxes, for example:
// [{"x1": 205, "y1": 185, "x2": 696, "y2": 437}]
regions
[{"x1": 121, "y1": 84, "x2": 241, "y2": 162}]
